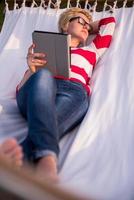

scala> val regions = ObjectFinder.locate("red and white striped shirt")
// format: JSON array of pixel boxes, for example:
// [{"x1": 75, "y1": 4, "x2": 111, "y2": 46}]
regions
[{"x1": 68, "y1": 16, "x2": 116, "y2": 95}]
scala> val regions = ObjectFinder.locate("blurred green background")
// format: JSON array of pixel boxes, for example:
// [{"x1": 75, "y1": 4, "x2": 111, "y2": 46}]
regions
[{"x1": 0, "y1": 1, "x2": 5, "y2": 31}]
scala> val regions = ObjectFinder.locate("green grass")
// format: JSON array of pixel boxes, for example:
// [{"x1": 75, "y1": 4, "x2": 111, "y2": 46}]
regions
[{"x1": 0, "y1": 1, "x2": 5, "y2": 31}]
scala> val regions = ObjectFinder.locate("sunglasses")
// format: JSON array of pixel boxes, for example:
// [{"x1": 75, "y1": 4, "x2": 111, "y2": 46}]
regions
[{"x1": 69, "y1": 16, "x2": 92, "y2": 33}]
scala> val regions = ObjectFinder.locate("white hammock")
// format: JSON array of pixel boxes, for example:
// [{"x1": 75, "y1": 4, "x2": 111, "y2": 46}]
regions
[{"x1": 0, "y1": 0, "x2": 134, "y2": 199}]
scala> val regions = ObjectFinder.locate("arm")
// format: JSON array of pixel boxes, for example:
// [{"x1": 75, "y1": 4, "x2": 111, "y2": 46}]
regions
[
  {"x1": 89, "y1": 20, "x2": 100, "y2": 34},
  {"x1": 17, "y1": 44, "x2": 47, "y2": 90},
  {"x1": 91, "y1": 17, "x2": 116, "y2": 58}
]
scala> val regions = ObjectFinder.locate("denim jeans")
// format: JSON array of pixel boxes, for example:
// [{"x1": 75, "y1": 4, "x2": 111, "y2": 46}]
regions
[{"x1": 16, "y1": 68, "x2": 89, "y2": 161}]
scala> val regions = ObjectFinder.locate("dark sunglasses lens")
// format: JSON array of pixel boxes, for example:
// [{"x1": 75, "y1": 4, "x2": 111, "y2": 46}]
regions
[
  {"x1": 69, "y1": 17, "x2": 79, "y2": 22},
  {"x1": 70, "y1": 17, "x2": 91, "y2": 32},
  {"x1": 78, "y1": 17, "x2": 90, "y2": 30},
  {"x1": 78, "y1": 17, "x2": 84, "y2": 25}
]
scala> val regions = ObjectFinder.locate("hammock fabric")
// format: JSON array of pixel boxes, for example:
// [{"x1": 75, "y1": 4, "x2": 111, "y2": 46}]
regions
[{"x1": 0, "y1": 0, "x2": 134, "y2": 199}]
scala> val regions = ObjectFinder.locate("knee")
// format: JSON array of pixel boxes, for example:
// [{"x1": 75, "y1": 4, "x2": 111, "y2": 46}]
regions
[
  {"x1": 31, "y1": 69, "x2": 54, "y2": 90},
  {"x1": 35, "y1": 68, "x2": 52, "y2": 82}
]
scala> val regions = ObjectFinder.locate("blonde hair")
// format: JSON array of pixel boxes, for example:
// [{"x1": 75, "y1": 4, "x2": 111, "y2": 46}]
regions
[{"x1": 58, "y1": 8, "x2": 92, "y2": 33}]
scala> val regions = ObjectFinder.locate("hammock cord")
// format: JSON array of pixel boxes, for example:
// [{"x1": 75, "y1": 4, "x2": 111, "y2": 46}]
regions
[
  {"x1": 4, "y1": 0, "x2": 134, "y2": 11},
  {"x1": 4, "y1": 0, "x2": 9, "y2": 11}
]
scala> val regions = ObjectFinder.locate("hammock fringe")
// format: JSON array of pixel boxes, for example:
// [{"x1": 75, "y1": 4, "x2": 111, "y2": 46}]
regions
[{"x1": 4, "y1": 0, "x2": 134, "y2": 12}]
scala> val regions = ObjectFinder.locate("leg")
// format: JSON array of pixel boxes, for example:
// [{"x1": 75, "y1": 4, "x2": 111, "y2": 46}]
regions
[
  {"x1": 17, "y1": 69, "x2": 59, "y2": 180},
  {"x1": 17, "y1": 69, "x2": 59, "y2": 160},
  {"x1": 17, "y1": 70, "x2": 89, "y2": 180},
  {"x1": 0, "y1": 138, "x2": 23, "y2": 168},
  {"x1": 36, "y1": 80, "x2": 89, "y2": 181},
  {"x1": 55, "y1": 79, "x2": 89, "y2": 139}
]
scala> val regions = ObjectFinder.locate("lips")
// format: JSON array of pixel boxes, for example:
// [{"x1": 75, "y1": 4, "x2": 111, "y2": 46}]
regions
[{"x1": 81, "y1": 29, "x2": 88, "y2": 36}]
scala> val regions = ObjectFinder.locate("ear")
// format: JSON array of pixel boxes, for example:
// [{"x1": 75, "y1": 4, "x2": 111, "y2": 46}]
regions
[{"x1": 62, "y1": 23, "x2": 69, "y2": 33}]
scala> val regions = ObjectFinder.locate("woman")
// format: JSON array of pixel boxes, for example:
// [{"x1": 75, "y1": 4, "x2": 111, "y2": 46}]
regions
[{"x1": 16, "y1": 8, "x2": 116, "y2": 181}]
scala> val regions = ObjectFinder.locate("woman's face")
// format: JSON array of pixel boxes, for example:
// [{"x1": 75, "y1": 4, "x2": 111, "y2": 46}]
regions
[{"x1": 66, "y1": 13, "x2": 90, "y2": 44}]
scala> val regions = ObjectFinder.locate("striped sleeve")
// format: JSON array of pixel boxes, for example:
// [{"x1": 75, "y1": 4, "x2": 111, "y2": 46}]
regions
[{"x1": 92, "y1": 17, "x2": 116, "y2": 58}]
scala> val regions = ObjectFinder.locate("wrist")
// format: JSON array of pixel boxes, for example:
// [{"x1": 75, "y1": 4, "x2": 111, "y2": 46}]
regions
[
  {"x1": 89, "y1": 24, "x2": 93, "y2": 34},
  {"x1": 28, "y1": 65, "x2": 36, "y2": 73},
  {"x1": 27, "y1": 68, "x2": 34, "y2": 75}
]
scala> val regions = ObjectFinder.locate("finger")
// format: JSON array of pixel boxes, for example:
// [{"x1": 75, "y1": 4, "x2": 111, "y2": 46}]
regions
[
  {"x1": 33, "y1": 43, "x2": 36, "y2": 48},
  {"x1": 32, "y1": 58, "x2": 46, "y2": 64},
  {"x1": 31, "y1": 63, "x2": 46, "y2": 68},
  {"x1": 31, "y1": 62, "x2": 47, "y2": 67},
  {"x1": 27, "y1": 53, "x2": 45, "y2": 62},
  {"x1": 28, "y1": 44, "x2": 35, "y2": 54},
  {"x1": 33, "y1": 53, "x2": 46, "y2": 58}
]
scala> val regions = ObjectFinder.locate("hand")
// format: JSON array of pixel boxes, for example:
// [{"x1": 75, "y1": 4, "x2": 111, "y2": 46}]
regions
[
  {"x1": 27, "y1": 44, "x2": 47, "y2": 73},
  {"x1": 89, "y1": 21, "x2": 99, "y2": 34}
]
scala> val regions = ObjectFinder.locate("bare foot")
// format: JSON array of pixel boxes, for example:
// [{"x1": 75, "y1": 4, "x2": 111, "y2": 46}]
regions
[
  {"x1": 0, "y1": 138, "x2": 23, "y2": 168},
  {"x1": 36, "y1": 155, "x2": 59, "y2": 183}
]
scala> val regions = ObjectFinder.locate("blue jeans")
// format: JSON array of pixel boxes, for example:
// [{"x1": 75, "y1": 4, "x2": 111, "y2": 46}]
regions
[{"x1": 16, "y1": 69, "x2": 89, "y2": 161}]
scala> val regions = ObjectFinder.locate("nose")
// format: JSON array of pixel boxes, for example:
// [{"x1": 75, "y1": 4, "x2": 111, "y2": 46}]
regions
[{"x1": 83, "y1": 25, "x2": 88, "y2": 32}]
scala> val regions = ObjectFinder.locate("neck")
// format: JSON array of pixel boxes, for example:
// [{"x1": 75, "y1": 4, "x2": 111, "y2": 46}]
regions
[{"x1": 70, "y1": 37, "x2": 80, "y2": 48}]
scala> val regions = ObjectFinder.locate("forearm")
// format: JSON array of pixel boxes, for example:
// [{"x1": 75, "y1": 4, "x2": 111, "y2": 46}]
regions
[
  {"x1": 90, "y1": 16, "x2": 115, "y2": 35},
  {"x1": 92, "y1": 16, "x2": 116, "y2": 58},
  {"x1": 17, "y1": 43, "x2": 47, "y2": 91}
]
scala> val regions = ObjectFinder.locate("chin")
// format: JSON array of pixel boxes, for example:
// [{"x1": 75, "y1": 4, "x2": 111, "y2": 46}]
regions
[
  {"x1": 79, "y1": 35, "x2": 88, "y2": 44},
  {"x1": 80, "y1": 38, "x2": 87, "y2": 45},
  {"x1": 81, "y1": 31, "x2": 88, "y2": 38}
]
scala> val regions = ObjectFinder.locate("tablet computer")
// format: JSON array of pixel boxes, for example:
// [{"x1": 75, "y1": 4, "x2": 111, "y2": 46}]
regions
[{"x1": 32, "y1": 31, "x2": 71, "y2": 78}]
